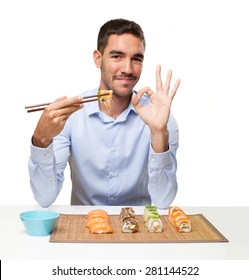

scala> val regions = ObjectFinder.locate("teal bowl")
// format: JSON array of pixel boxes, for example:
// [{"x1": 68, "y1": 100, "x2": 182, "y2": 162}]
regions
[{"x1": 20, "y1": 210, "x2": 60, "y2": 236}]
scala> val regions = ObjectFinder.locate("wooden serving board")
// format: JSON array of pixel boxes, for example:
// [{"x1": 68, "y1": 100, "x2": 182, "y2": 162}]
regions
[{"x1": 49, "y1": 214, "x2": 228, "y2": 243}]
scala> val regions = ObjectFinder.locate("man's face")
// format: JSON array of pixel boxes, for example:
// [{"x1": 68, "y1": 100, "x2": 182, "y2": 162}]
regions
[{"x1": 97, "y1": 34, "x2": 145, "y2": 97}]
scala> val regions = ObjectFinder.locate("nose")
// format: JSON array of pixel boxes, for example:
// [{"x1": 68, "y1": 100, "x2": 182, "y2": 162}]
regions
[{"x1": 121, "y1": 59, "x2": 133, "y2": 74}]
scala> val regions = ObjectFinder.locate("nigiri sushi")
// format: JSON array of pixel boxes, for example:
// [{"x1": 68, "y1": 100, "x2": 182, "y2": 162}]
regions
[
  {"x1": 85, "y1": 217, "x2": 109, "y2": 228},
  {"x1": 89, "y1": 222, "x2": 113, "y2": 234},
  {"x1": 86, "y1": 209, "x2": 108, "y2": 219},
  {"x1": 85, "y1": 209, "x2": 113, "y2": 234}
]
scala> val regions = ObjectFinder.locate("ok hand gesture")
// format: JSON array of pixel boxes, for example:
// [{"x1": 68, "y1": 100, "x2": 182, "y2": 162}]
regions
[{"x1": 132, "y1": 65, "x2": 180, "y2": 133}]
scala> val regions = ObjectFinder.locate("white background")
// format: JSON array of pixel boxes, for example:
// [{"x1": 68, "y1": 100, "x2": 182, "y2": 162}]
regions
[{"x1": 0, "y1": 0, "x2": 248, "y2": 206}]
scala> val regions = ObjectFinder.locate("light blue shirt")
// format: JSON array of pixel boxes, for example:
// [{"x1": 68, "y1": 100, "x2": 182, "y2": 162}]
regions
[{"x1": 29, "y1": 88, "x2": 179, "y2": 209}]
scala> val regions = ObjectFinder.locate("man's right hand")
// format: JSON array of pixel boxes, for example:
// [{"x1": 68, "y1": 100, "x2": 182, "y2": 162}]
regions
[{"x1": 32, "y1": 95, "x2": 84, "y2": 148}]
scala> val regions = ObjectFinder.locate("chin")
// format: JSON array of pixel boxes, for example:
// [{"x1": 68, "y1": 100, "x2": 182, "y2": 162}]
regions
[
  {"x1": 115, "y1": 89, "x2": 133, "y2": 97},
  {"x1": 115, "y1": 84, "x2": 135, "y2": 94}
]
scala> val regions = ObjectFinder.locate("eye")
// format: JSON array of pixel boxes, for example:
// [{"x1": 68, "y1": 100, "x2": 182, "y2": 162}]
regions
[
  {"x1": 111, "y1": 55, "x2": 121, "y2": 59},
  {"x1": 132, "y1": 57, "x2": 143, "y2": 64}
]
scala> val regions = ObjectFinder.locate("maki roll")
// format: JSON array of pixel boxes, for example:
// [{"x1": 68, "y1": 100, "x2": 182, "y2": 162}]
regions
[
  {"x1": 168, "y1": 206, "x2": 192, "y2": 233},
  {"x1": 147, "y1": 217, "x2": 163, "y2": 233},
  {"x1": 143, "y1": 206, "x2": 163, "y2": 233},
  {"x1": 143, "y1": 206, "x2": 158, "y2": 222},
  {"x1": 120, "y1": 207, "x2": 139, "y2": 233}
]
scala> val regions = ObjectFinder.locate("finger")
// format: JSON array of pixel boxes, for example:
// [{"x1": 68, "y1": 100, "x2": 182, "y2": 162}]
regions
[
  {"x1": 136, "y1": 86, "x2": 153, "y2": 99},
  {"x1": 145, "y1": 89, "x2": 154, "y2": 97},
  {"x1": 131, "y1": 93, "x2": 142, "y2": 112},
  {"x1": 163, "y1": 70, "x2": 172, "y2": 94},
  {"x1": 55, "y1": 96, "x2": 67, "y2": 102},
  {"x1": 57, "y1": 103, "x2": 84, "y2": 116},
  {"x1": 60, "y1": 95, "x2": 84, "y2": 108},
  {"x1": 50, "y1": 95, "x2": 83, "y2": 110},
  {"x1": 57, "y1": 112, "x2": 74, "y2": 123},
  {"x1": 156, "y1": 64, "x2": 163, "y2": 92},
  {"x1": 169, "y1": 79, "x2": 181, "y2": 100},
  {"x1": 45, "y1": 100, "x2": 83, "y2": 121}
]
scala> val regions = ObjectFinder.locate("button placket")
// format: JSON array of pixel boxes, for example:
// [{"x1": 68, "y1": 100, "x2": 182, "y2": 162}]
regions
[{"x1": 108, "y1": 124, "x2": 120, "y2": 202}]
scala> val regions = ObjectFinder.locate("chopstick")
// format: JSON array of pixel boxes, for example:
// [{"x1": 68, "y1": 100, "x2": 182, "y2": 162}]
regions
[{"x1": 25, "y1": 92, "x2": 110, "y2": 113}]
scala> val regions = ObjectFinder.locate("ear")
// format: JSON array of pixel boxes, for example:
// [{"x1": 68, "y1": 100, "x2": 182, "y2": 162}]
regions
[{"x1": 93, "y1": 50, "x2": 102, "y2": 68}]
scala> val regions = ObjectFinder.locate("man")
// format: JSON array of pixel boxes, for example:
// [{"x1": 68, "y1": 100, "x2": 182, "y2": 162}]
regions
[{"x1": 29, "y1": 18, "x2": 180, "y2": 209}]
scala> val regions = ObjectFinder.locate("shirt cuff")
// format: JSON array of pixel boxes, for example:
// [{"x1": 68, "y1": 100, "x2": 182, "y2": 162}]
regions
[
  {"x1": 149, "y1": 145, "x2": 173, "y2": 169},
  {"x1": 30, "y1": 138, "x2": 54, "y2": 164}
]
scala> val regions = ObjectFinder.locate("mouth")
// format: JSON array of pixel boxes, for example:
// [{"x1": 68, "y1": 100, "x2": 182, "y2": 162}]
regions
[
  {"x1": 116, "y1": 77, "x2": 134, "y2": 81},
  {"x1": 114, "y1": 77, "x2": 137, "y2": 88},
  {"x1": 114, "y1": 74, "x2": 137, "y2": 82}
]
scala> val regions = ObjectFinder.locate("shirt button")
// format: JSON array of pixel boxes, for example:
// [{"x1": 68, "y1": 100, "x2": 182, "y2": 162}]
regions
[
  {"x1": 151, "y1": 157, "x2": 156, "y2": 163},
  {"x1": 109, "y1": 196, "x2": 116, "y2": 202},
  {"x1": 45, "y1": 153, "x2": 51, "y2": 158},
  {"x1": 110, "y1": 171, "x2": 118, "y2": 177},
  {"x1": 49, "y1": 177, "x2": 53, "y2": 182}
]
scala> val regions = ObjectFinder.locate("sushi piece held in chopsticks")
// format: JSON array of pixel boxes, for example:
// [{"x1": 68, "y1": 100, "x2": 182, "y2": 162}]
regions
[
  {"x1": 85, "y1": 209, "x2": 113, "y2": 234},
  {"x1": 143, "y1": 205, "x2": 163, "y2": 233},
  {"x1": 120, "y1": 207, "x2": 139, "y2": 233},
  {"x1": 98, "y1": 90, "x2": 113, "y2": 108},
  {"x1": 168, "y1": 206, "x2": 192, "y2": 233}
]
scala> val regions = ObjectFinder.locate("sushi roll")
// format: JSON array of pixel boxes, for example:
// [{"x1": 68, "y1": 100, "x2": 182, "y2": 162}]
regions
[
  {"x1": 147, "y1": 217, "x2": 163, "y2": 233},
  {"x1": 143, "y1": 205, "x2": 158, "y2": 223},
  {"x1": 121, "y1": 217, "x2": 139, "y2": 233},
  {"x1": 85, "y1": 209, "x2": 113, "y2": 234},
  {"x1": 143, "y1": 206, "x2": 163, "y2": 233},
  {"x1": 120, "y1": 207, "x2": 139, "y2": 233},
  {"x1": 168, "y1": 206, "x2": 191, "y2": 233},
  {"x1": 120, "y1": 207, "x2": 136, "y2": 218}
]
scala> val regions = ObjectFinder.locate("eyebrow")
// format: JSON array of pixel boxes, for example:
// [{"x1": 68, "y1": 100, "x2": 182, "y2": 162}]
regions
[{"x1": 109, "y1": 50, "x2": 144, "y2": 60}]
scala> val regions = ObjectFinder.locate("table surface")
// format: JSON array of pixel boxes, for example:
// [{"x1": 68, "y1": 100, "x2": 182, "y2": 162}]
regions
[{"x1": 1, "y1": 205, "x2": 248, "y2": 260}]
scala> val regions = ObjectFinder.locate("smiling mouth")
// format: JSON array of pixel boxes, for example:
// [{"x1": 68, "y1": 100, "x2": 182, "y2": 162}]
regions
[
  {"x1": 115, "y1": 79, "x2": 135, "y2": 88},
  {"x1": 116, "y1": 78, "x2": 135, "y2": 83},
  {"x1": 114, "y1": 74, "x2": 137, "y2": 81},
  {"x1": 114, "y1": 78, "x2": 136, "y2": 87}
]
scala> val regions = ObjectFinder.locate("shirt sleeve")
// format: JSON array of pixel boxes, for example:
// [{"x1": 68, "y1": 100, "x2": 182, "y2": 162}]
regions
[
  {"x1": 28, "y1": 136, "x2": 69, "y2": 207},
  {"x1": 148, "y1": 114, "x2": 179, "y2": 209}
]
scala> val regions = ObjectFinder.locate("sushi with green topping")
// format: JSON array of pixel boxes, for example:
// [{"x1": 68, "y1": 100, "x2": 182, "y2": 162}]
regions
[{"x1": 143, "y1": 206, "x2": 163, "y2": 233}]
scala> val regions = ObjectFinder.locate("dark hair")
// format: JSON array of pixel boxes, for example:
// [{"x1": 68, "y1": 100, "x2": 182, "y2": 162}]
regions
[{"x1": 97, "y1": 18, "x2": 145, "y2": 54}]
